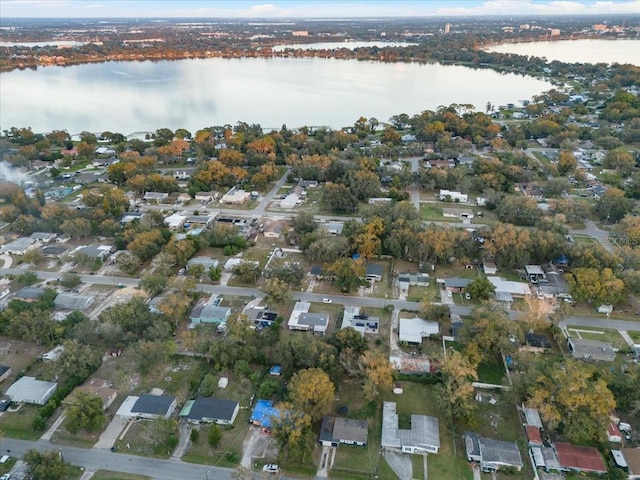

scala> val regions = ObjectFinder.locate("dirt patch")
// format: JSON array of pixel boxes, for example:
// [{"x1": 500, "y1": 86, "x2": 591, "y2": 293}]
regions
[
  {"x1": 0, "y1": 337, "x2": 47, "y2": 383},
  {"x1": 241, "y1": 426, "x2": 278, "y2": 468}
]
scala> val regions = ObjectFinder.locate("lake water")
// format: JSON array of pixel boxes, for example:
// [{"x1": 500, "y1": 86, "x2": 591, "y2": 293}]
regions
[
  {"x1": 486, "y1": 39, "x2": 640, "y2": 66},
  {"x1": 0, "y1": 56, "x2": 552, "y2": 134}
]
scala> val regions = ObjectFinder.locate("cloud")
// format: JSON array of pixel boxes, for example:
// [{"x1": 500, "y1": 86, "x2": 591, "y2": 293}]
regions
[{"x1": 433, "y1": 0, "x2": 640, "y2": 16}]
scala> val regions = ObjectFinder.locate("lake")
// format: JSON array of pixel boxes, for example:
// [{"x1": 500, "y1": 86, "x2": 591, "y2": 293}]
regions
[
  {"x1": 0, "y1": 56, "x2": 552, "y2": 134},
  {"x1": 486, "y1": 39, "x2": 640, "y2": 66}
]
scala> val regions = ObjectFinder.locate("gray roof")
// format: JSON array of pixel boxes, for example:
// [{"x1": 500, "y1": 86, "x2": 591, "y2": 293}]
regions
[
  {"x1": 297, "y1": 313, "x2": 329, "y2": 327},
  {"x1": 41, "y1": 245, "x2": 68, "y2": 257},
  {"x1": 479, "y1": 436, "x2": 523, "y2": 468},
  {"x1": 319, "y1": 416, "x2": 369, "y2": 445},
  {"x1": 495, "y1": 291, "x2": 513, "y2": 302},
  {"x1": 132, "y1": 394, "x2": 175, "y2": 416},
  {"x1": 444, "y1": 278, "x2": 471, "y2": 289},
  {"x1": 190, "y1": 303, "x2": 231, "y2": 323},
  {"x1": 76, "y1": 244, "x2": 112, "y2": 259},
  {"x1": 0, "y1": 237, "x2": 35, "y2": 253},
  {"x1": 5, "y1": 376, "x2": 57, "y2": 405},
  {"x1": 183, "y1": 396, "x2": 239, "y2": 423},
  {"x1": 54, "y1": 293, "x2": 94, "y2": 311},
  {"x1": 15, "y1": 287, "x2": 45, "y2": 300},
  {"x1": 187, "y1": 257, "x2": 220, "y2": 270},
  {"x1": 568, "y1": 338, "x2": 615, "y2": 361},
  {"x1": 366, "y1": 264, "x2": 384, "y2": 277},
  {"x1": 382, "y1": 401, "x2": 439, "y2": 450}
]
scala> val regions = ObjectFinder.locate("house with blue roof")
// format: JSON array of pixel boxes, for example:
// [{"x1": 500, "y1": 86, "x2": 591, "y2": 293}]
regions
[{"x1": 250, "y1": 399, "x2": 281, "y2": 431}]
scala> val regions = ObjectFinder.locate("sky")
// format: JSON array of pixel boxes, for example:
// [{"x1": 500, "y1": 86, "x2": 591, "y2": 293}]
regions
[{"x1": 2, "y1": 0, "x2": 640, "y2": 18}]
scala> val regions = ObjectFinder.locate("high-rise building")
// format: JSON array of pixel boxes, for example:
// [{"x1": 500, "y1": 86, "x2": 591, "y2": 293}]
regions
[{"x1": 444, "y1": 23, "x2": 452, "y2": 34}]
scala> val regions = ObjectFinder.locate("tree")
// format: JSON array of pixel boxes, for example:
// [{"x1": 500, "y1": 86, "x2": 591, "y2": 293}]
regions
[
  {"x1": 24, "y1": 449, "x2": 67, "y2": 480},
  {"x1": 495, "y1": 195, "x2": 540, "y2": 226},
  {"x1": 525, "y1": 359, "x2": 615, "y2": 442},
  {"x1": 291, "y1": 211, "x2": 317, "y2": 236},
  {"x1": 465, "y1": 278, "x2": 495, "y2": 301},
  {"x1": 460, "y1": 306, "x2": 520, "y2": 361},
  {"x1": 232, "y1": 261, "x2": 261, "y2": 283},
  {"x1": 142, "y1": 416, "x2": 177, "y2": 447},
  {"x1": 420, "y1": 303, "x2": 450, "y2": 323},
  {"x1": 186, "y1": 263, "x2": 205, "y2": 279},
  {"x1": 140, "y1": 274, "x2": 168, "y2": 297},
  {"x1": 603, "y1": 150, "x2": 636, "y2": 175},
  {"x1": 360, "y1": 350, "x2": 394, "y2": 399},
  {"x1": 289, "y1": 368, "x2": 335, "y2": 421},
  {"x1": 208, "y1": 424, "x2": 222, "y2": 447},
  {"x1": 54, "y1": 339, "x2": 101, "y2": 382},
  {"x1": 56, "y1": 273, "x2": 81, "y2": 290},
  {"x1": 323, "y1": 183, "x2": 358, "y2": 213},
  {"x1": 557, "y1": 150, "x2": 577, "y2": 174},
  {"x1": 436, "y1": 350, "x2": 478, "y2": 423},
  {"x1": 327, "y1": 258, "x2": 366, "y2": 293},
  {"x1": 66, "y1": 392, "x2": 105, "y2": 433},
  {"x1": 262, "y1": 278, "x2": 292, "y2": 306},
  {"x1": 263, "y1": 262, "x2": 305, "y2": 286},
  {"x1": 568, "y1": 267, "x2": 626, "y2": 306},
  {"x1": 595, "y1": 187, "x2": 633, "y2": 223},
  {"x1": 208, "y1": 265, "x2": 222, "y2": 282},
  {"x1": 270, "y1": 401, "x2": 313, "y2": 449},
  {"x1": 522, "y1": 295, "x2": 554, "y2": 332},
  {"x1": 330, "y1": 327, "x2": 368, "y2": 356}
]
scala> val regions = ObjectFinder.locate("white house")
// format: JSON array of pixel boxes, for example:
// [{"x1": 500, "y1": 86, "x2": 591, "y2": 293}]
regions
[
  {"x1": 220, "y1": 189, "x2": 251, "y2": 204},
  {"x1": 164, "y1": 213, "x2": 187, "y2": 230},
  {"x1": 288, "y1": 301, "x2": 329, "y2": 335},
  {"x1": 117, "y1": 393, "x2": 177, "y2": 420},
  {"x1": 382, "y1": 401, "x2": 440, "y2": 454},
  {"x1": 439, "y1": 190, "x2": 468, "y2": 203},
  {"x1": 5, "y1": 376, "x2": 57, "y2": 405},
  {"x1": 399, "y1": 317, "x2": 440, "y2": 344}
]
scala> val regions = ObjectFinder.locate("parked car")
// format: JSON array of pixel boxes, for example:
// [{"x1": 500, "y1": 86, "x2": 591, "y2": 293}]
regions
[
  {"x1": 0, "y1": 400, "x2": 12, "y2": 412},
  {"x1": 446, "y1": 291, "x2": 452, "y2": 298},
  {"x1": 262, "y1": 464, "x2": 280, "y2": 474},
  {"x1": 465, "y1": 293, "x2": 471, "y2": 300},
  {"x1": 322, "y1": 298, "x2": 332, "y2": 303}
]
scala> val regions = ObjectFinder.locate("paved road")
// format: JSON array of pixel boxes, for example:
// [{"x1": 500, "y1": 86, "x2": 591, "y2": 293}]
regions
[{"x1": 2, "y1": 438, "x2": 238, "y2": 480}]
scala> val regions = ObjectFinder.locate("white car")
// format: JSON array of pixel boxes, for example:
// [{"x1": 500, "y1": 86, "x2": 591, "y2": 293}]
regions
[
  {"x1": 322, "y1": 298, "x2": 332, "y2": 303},
  {"x1": 262, "y1": 464, "x2": 280, "y2": 474},
  {"x1": 0, "y1": 474, "x2": 11, "y2": 480},
  {"x1": 446, "y1": 291, "x2": 452, "y2": 298}
]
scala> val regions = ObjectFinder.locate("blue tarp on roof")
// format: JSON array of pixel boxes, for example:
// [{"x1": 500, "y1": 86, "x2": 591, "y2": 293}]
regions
[
  {"x1": 269, "y1": 365, "x2": 282, "y2": 375},
  {"x1": 250, "y1": 399, "x2": 281, "y2": 429}
]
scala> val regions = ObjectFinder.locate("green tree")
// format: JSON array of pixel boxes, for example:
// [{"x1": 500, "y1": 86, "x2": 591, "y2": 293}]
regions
[
  {"x1": 460, "y1": 306, "x2": 520, "y2": 361},
  {"x1": 557, "y1": 150, "x2": 577, "y2": 174},
  {"x1": 360, "y1": 350, "x2": 394, "y2": 399},
  {"x1": 54, "y1": 339, "x2": 102, "y2": 381},
  {"x1": 262, "y1": 278, "x2": 292, "y2": 306},
  {"x1": 139, "y1": 274, "x2": 168, "y2": 297},
  {"x1": 323, "y1": 183, "x2": 358, "y2": 214},
  {"x1": 603, "y1": 150, "x2": 636, "y2": 175},
  {"x1": 24, "y1": 449, "x2": 67, "y2": 480},
  {"x1": 465, "y1": 278, "x2": 496, "y2": 301},
  {"x1": 208, "y1": 265, "x2": 222, "y2": 282},
  {"x1": 200, "y1": 374, "x2": 218, "y2": 397},
  {"x1": 289, "y1": 368, "x2": 335, "y2": 421},
  {"x1": 232, "y1": 261, "x2": 261, "y2": 283},
  {"x1": 327, "y1": 258, "x2": 366, "y2": 293},
  {"x1": 495, "y1": 195, "x2": 540, "y2": 226},
  {"x1": 59, "y1": 272, "x2": 82, "y2": 290},
  {"x1": 568, "y1": 267, "x2": 626, "y2": 306},
  {"x1": 141, "y1": 416, "x2": 177, "y2": 447},
  {"x1": 595, "y1": 187, "x2": 633, "y2": 223},
  {"x1": 436, "y1": 350, "x2": 478, "y2": 423},
  {"x1": 67, "y1": 392, "x2": 105, "y2": 433},
  {"x1": 208, "y1": 424, "x2": 222, "y2": 447}
]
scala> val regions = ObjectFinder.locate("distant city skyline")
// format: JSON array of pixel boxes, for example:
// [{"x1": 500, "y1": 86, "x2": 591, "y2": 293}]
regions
[{"x1": 2, "y1": 0, "x2": 640, "y2": 18}]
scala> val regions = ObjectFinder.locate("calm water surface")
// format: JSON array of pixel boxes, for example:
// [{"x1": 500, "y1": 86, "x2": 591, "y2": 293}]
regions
[
  {"x1": 486, "y1": 39, "x2": 640, "y2": 66},
  {"x1": 0, "y1": 56, "x2": 552, "y2": 134}
]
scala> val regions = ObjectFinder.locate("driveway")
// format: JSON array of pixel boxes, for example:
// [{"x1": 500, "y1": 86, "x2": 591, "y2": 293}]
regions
[
  {"x1": 439, "y1": 290, "x2": 454, "y2": 305},
  {"x1": 0, "y1": 254, "x2": 12, "y2": 269},
  {"x1": 240, "y1": 426, "x2": 278, "y2": 468},
  {"x1": 94, "y1": 415, "x2": 128, "y2": 449},
  {"x1": 172, "y1": 420, "x2": 192, "y2": 458},
  {"x1": 40, "y1": 411, "x2": 66, "y2": 440},
  {"x1": 383, "y1": 449, "x2": 412, "y2": 480}
]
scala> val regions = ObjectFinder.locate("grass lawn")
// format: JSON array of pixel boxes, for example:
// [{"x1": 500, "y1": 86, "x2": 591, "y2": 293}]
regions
[
  {"x1": 0, "y1": 404, "x2": 46, "y2": 440},
  {"x1": 50, "y1": 420, "x2": 99, "y2": 449},
  {"x1": 477, "y1": 358, "x2": 507, "y2": 385},
  {"x1": 182, "y1": 409, "x2": 250, "y2": 467},
  {"x1": 566, "y1": 327, "x2": 628, "y2": 350},
  {"x1": 0, "y1": 457, "x2": 17, "y2": 475},
  {"x1": 407, "y1": 285, "x2": 435, "y2": 303},
  {"x1": 92, "y1": 471, "x2": 152, "y2": 480}
]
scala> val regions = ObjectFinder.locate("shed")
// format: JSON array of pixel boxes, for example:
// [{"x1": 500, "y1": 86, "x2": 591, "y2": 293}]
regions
[{"x1": 218, "y1": 377, "x2": 229, "y2": 389}]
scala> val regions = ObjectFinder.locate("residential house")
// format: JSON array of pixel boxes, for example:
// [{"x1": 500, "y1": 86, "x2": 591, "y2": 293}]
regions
[
  {"x1": 54, "y1": 293, "x2": 94, "y2": 312},
  {"x1": 538, "y1": 263, "x2": 569, "y2": 298},
  {"x1": 365, "y1": 264, "x2": 384, "y2": 282},
  {"x1": 187, "y1": 257, "x2": 220, "y2": 271},
  {"x1": 425, "y1": 159, "x2": 455, "y2": 169},
  {"x1": 444, "y1": 278, "x2": 471, "y2": 293},
  {"x1": 180, "y1": 397, "x2": 240, "y2": 425},
  {"x1": 324, "y1": 221, "x2": 344, "y2": 235},
  {"x1": 525, "y1": 426, "x2": 543, "y2": 447},
  {"x1": 525, "y1": 265, "x2": 546, "y2": 283},
  {"x1": 439, "y1": 190, "x2": 468, "y2": 203},
  {"x1": 189, "y1": 296, "x2": 231, "y2": 325},
  {"x1": 488, "y1": 277, "x2": 531, "y2": 297},
  {"x1": 0, "y1": 237, "x2": 37, "y2": 255},
  {"x1": 224, "y1": 258, "x2": 258, "y2": 272},
  {"x1": 382, "y1": 402, "x2": 440, "y2": 454},
  {"x1": 567, "y1": 338, "x2": 616, "y2": 362},
  {"x1": 185, "y1": 215, "x2": 215, "y2": 229},
  {"x1": 40, "y1": 245, "x2": 68, "y2": 258},
  {"x1": 14, "y1": 287, "x2": 45, "y2": 303},
  {"x1": 164, "y1": 213, "x2": 187, "y2": 231},
  {"x1": 74, "y1": 244, "x2": 113, "y2": 261},
  {"x1": 216, "y1": 216, "x2": 252, "y2": 237},
  {"x1": 250, "y1": 399, "x2": 281, "y2": 431},
  {"x1": 143, "y1": 192, "x2": 169, "y2": 202},
  {"x1": 30, "y1": 232, "x2": 57, "y2": 243},
  {"x1": 622, "y1": 448, "x2": 640, "y2": 479},
  {"x1": 464, "y1": 432, "x2": 523, "y2": 472},
  {"x1": 320, "y1": 416, "x2": 368, "y2": 447},
  {"x1": 482, "y1": 260, "x2": 498, "y2": 275},
  {"x1": 116, "y1": 393, "x2": 177, "y2": 420},
  {"x1": 398, "y1": 317, "x2": 439, "y2": 344},
  {"x1": 521, "y1": 333, "x2": 552, "y2": 353},
  {"x1": 397, "y1": 272, "x2": 430, "y2": 287},
  {"x1": 341, "y1": 306, "x2": 379, "y2": 335},
  {"x1": 297, "y1": 179, "x2": 318, "y2": 189},
  {"x1": 288, "y1": 302, "x2": 329, "y2": 335},
  {"x1": 608, "y1": 422, "x2": 623, "y2": 443},
  {"x1": 554, "y1": 442, "x2": 607, "y2": 475},
  {"x1": 5, "y1": 376, "x2": 57, "y2": 405},
  {"x1": 220, "y1": 188, "x2": 251, "y2": 204},
  {"x1": 65, "y1": 378, "x2": 117, "y2": 410},
  {"x1": 280, "y1": 193, "x2": 301, "y2": 209},
  {"x1": 120, "y1": 211, "x2": 145, "y2": 225},
  {"x1": 194, "y1": 191, "x2": 218, "y2": 203}
]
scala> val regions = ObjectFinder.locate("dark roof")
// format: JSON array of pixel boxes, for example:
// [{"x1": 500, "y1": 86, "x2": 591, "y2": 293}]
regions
[
  {"x1": 525, "y1": 333, "x2": 552, "y2": 349},
  {"x1": 444, "y1": 278, "x2": 471, "y2": 289},
  {"x1": 319, "y1": 416, "x2": 368, "y2": 444},
  {"x1": 0, "y1": 365, "x2": 11, "y2": 376},
  {"x1": 185, "y1": 396, "x2": 238, "y2": 422},
  {"x1": 15, "y1": 287, "x2": 45, "y2": 300},
  {"x1": 366, "y1": 264, "x2": 384, "y2": 277},
  {"x1": 132, "y1": 394, "x2": 175, "y2": 416},
  {"x1": 310, "y1": 265, "x2": 323, "y2": 275}
]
